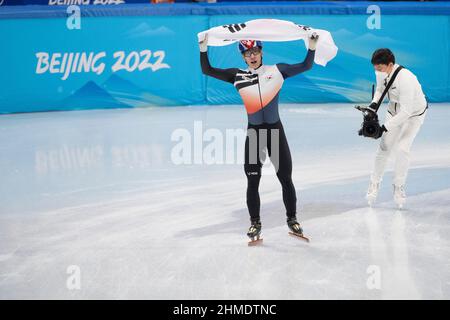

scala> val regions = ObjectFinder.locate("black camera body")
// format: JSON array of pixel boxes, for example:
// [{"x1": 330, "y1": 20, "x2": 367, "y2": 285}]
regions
[{"x1": 355, "y1": 105, "x2": 382, "y2": 139}]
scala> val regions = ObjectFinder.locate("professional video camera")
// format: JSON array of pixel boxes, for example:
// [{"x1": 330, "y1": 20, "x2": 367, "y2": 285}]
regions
[{"x1": 355, "y1": 103, "x2": 382, "y2": 138}]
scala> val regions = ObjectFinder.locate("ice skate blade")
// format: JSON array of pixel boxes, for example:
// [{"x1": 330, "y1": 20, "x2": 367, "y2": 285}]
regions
[
  {"x1": 248, "y1": 238, "x2": 263, "y2": 246},
  {"x1": 289, "y1": 232, "x2": 310, "y2": 243}
]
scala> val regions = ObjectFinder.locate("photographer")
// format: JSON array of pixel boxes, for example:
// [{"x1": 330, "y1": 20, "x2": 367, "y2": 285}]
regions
[{"x1": 365, "y1": 48, "x2": 428, "y2": 208}]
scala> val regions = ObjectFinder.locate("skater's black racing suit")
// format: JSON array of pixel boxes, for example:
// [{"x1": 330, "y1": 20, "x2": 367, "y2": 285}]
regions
[{"x1": 200, "y1": 49, "x2": 315, "y2": 221}]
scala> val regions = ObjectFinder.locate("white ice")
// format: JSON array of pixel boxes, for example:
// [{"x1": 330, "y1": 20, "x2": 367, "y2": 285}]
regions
[{"x1": 0, "y1": 103, "x2": 449, "y2": 299}]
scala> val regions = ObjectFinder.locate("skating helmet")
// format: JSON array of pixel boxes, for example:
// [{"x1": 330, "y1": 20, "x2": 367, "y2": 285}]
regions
[{"x1": 238, "y1": 40, "x2": 263, "y2": 54}]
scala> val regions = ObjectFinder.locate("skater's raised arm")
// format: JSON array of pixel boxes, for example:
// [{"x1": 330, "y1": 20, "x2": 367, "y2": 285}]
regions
[
  {"x1": 199, "y1": 34, "x2": 239, "y2": 84},
  {"x1": 277, "y1": 33, "x2": 318, "y2": 79}
]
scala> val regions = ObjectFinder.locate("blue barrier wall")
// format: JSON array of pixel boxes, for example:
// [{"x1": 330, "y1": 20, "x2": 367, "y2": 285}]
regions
[{"x1": 0, "y1": 2, "x2": 449, "y2": 113}]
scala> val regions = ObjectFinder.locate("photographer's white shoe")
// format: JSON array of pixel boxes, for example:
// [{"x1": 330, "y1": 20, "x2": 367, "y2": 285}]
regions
[{"x1": 366, "y1": 181, "x2": 380, "y2": 206}]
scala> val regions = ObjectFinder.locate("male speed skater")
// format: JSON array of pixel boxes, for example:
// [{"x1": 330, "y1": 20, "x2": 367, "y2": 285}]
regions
[{"x1": 199, "y1": 33, "x2": 319, "y2": 243}]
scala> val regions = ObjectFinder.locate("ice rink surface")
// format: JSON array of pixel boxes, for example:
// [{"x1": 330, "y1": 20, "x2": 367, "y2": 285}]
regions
[{"x1": 0, "y1": 103, "x2": 449, "y2": 299}]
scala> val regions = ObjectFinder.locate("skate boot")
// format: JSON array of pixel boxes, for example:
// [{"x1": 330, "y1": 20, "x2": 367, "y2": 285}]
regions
[
  {"x1": 393, "y1": 184, "x2": 406, "y2": 209},
  {"x1": 366, "y1": 181, "x2": 380, "y2": 206},
  {"x1": 247, "y1": 219, "x2": 262, "y2": 246},
  {"x1": 287, "y1": 216, "x2": 309, "y2": 242}
]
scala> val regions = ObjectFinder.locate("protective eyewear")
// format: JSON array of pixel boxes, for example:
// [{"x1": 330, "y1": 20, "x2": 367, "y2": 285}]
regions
[{"x1": 243, "y1": 47, "x2": 261, "y2": 57}]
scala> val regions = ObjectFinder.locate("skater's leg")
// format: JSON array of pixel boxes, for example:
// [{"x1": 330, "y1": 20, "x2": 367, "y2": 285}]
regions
[
  {"x1": 268, "y1": 122, "x2": 297, "y2": 218},
  {"x1": 245, "y1": 126, "x2": 263, "y2": 221},
  {"x1": 245, "y1": 171, "x2": 261, "y2": 221},
  {"x1": 393, "y1": 115, "x2": 424, "y2": 186}
]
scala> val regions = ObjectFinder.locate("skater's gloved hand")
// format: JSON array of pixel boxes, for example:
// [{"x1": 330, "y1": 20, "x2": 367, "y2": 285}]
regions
[
  {"x1": 199, "y1": 33, "x2": 208, "y2": 52},
  {"x1": 308, "y1": 32, "x2": 319, "y2": 51},
  {"x1": 373, "y1": 125, "x2": 387, "y2": 139}
]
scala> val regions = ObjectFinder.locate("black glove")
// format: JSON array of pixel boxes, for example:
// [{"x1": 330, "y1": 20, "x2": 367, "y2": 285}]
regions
[
  {"x1": 373, "y1": 125, "x2": 387, "y2": 139},
  {"x1": 367, "y1": 102, "x2": 377, "y2": 112}
]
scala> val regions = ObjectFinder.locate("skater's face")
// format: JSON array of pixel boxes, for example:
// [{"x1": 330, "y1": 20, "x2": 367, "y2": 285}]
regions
[
  {"x1": 242, "y1": 47, "x2": 262, "y2": 69},
  {"x1": 373, "y1": 62, "x2": 394, "y2": 74}
]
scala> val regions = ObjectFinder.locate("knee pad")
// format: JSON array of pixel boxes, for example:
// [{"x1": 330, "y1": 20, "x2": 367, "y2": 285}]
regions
[{"x1": 245, "y1": 166, "x2": 261, "y2": 184}]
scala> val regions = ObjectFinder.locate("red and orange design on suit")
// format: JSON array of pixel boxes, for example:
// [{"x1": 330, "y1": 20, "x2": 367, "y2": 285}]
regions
[{"x1": 234, "y1": 65, "x2": 284, "y2": 116}]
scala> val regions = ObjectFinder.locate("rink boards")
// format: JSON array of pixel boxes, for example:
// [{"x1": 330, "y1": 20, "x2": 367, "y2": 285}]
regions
[{"x1": 0, "y1": 2, "x2": 450, "y2": 113}]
